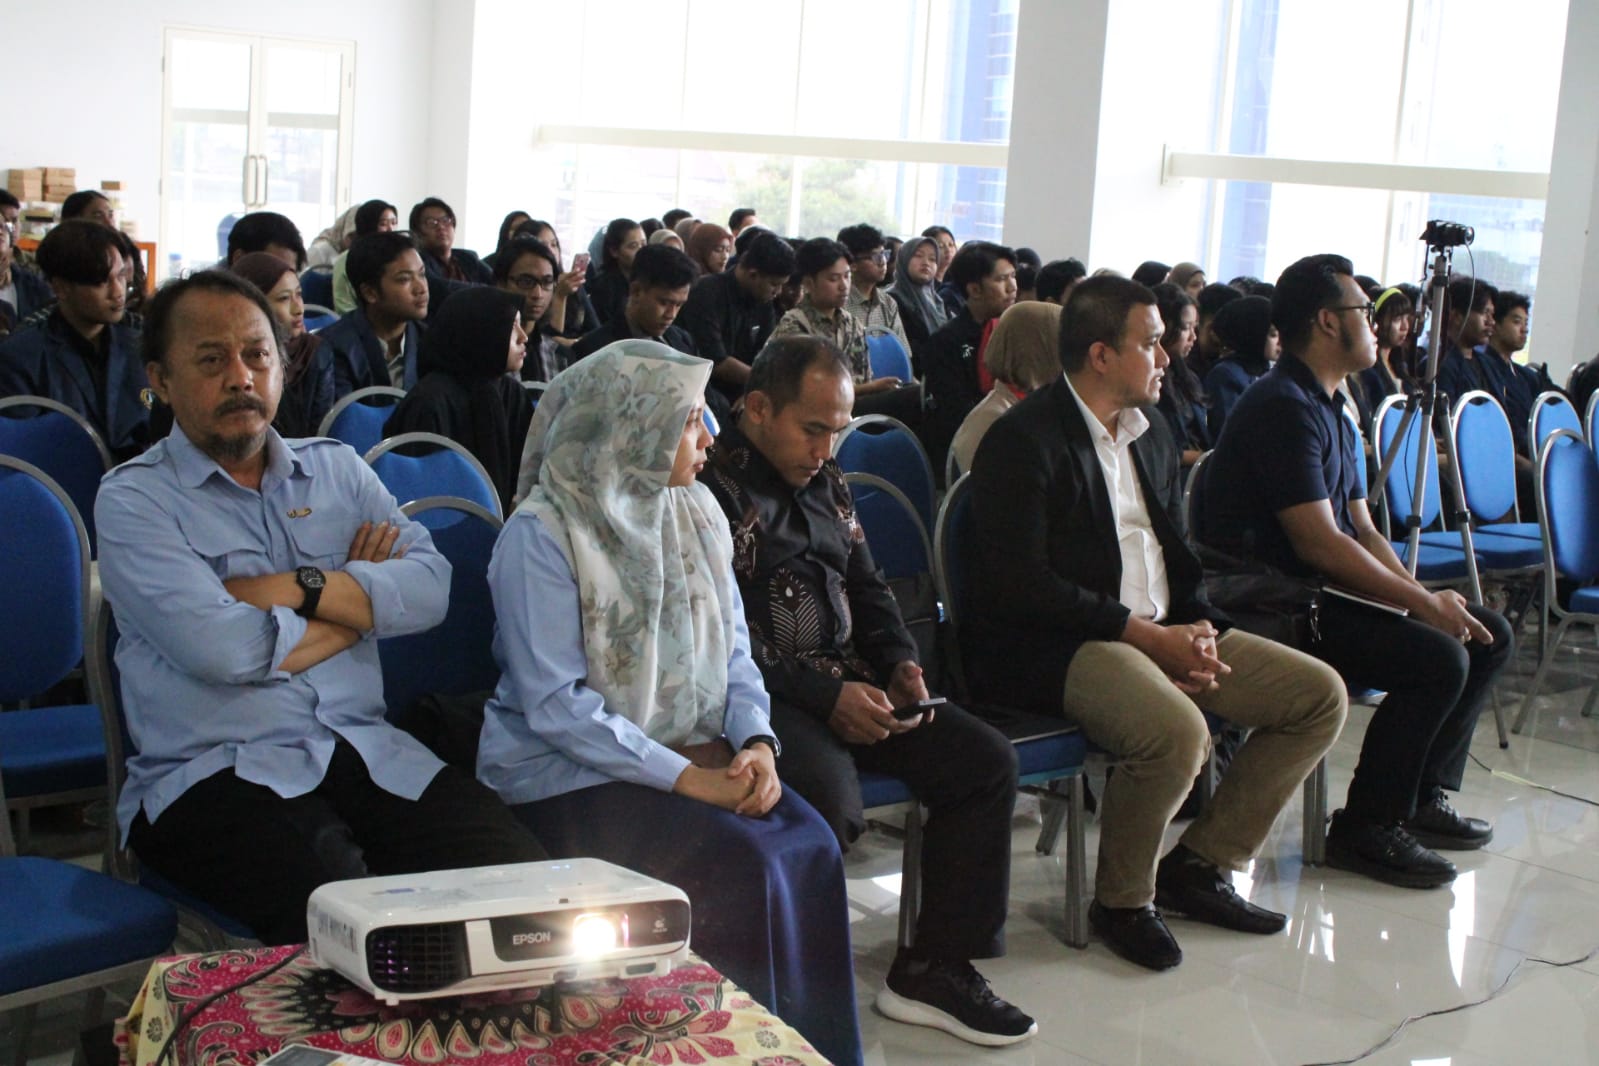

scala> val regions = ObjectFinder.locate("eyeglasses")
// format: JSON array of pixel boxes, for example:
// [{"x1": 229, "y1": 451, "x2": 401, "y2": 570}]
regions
[
  {"x1": 1329, "y1": 303, "x2": 1375, "y2": 326},
  {"x1": 856, "y1": 250, "x2": 890, "y2": 264},
  {"x1": 510, "y1": 273, "x2": 557, "y2": 291},
  {"x1": 419, "y1": 216, "x2": 455, "y2": 231}
]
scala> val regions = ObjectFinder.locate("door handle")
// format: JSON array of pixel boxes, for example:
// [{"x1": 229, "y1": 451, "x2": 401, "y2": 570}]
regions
[{"x1": 258, "y1": 155, "x2": 269, "y2": 206}]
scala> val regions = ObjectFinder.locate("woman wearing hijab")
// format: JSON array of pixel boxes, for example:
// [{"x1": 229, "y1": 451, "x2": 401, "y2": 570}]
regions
[
  {"x1": 886, "y1": 234, "x2": 949, "y2": 372},
  {"x1": 685, "y1": 222, "x2": 733, "y2": 277},
  {"x1": 382, "y1": 286, "x2": 534, "y2": 513},
  {"x1": 950, "y1": 301, "x2": 1062, "y2": 474},
  {"x1": 1168, "y1": 261, "x2": 1207, "y2": 299},
  {"x1": 306, "y1": 205, "x2": 360, "y2": 268},
  {"x1": 484, "y1": 341, "x2": 862, "y2": 1066},
  {"x1": 1203, "y1": 293, "x2": 1279, "y2": 437},
  {"x1": 228, "y1": 252, "x2": 336, "y2": 438}
]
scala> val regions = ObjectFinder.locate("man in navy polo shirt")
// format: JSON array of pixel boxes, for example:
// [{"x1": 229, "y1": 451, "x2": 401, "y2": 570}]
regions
[{"x1": 1197, "y1": 253, "x2": 1512, "y2": 891}]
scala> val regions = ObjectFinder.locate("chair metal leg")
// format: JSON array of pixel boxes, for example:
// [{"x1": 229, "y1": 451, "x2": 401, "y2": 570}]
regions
[
  {"x1": 10, "y1": 1004, "x2": 38, "y2": 1066},
  {"x1": 1513, "y1": 617, "x2": 1573, "y2": 734},
  {"x1": 1581, "y1": 680, "x2": 1599, "y2": 719},
  {"x1": 1197, "y1": 746, "x2": 1218, "y2": 811},
  {"x1": 1301, "y1": 758, "x2": 1327, "y2": 866},
  {"x1": 1035, "y1": 782, "x2": 1068, "y2": 856},
  {"x1": 1064, "y1": 775, "x2": 1089, "y2": 949},
  {"x1": 897, "y1": 804, "x2": 924, "y2": 951},
  {"x1": 1492, "y1": 688, "x2": 1510, "y2": 749}
]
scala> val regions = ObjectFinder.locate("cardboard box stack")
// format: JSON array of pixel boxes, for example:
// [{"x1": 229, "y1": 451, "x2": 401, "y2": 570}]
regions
[
  {"x1": 42, "y1": 167, "x2": 77, "y2": 203},
  {"x1": 7, "y1": 167, "x2": 43, "y2": 202}
]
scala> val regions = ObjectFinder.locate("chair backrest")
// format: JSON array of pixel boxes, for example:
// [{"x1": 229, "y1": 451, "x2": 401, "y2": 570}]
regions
[
  {"x1": 844, "y1": 472, "x2": 931, "y2": 580},
  {"x1": 933, "y1": 473, "x2": 976, "y2": 631},
  {"x1": 0, "y1": 456, "x2": 91, "y2": 701},
  {"x1": 1181, "y1": 450, "x2": 1213, "y2": 545},
  {"x1": 1529, "y1": 390, "x2": 1581, "y2": 459},
  {"x1": 0, "y1": 396, "x2": 113, "y2": 553},
  {"x1": 1586, "y1": 388, "x2": 1599, "y2": 452},
  {"x1": 299, "y1": 267, "x2": 334, "y2": 308},
  {"x1": 318, "y1": 386, "x2": 408, "y2": 451},
  {"x1": 379, "y1": 497, "x2": 505, "y2": 719},
  {"x1": 1536, "y1": 429, "x2": 1599, "y2": 585},
  {"x1": 702, "y1": 406, "x2": 719, "y2": 437},
  {"x1": 302, "y1": 306, "x2": 338, "y2": 333},
  {"x1": 865, "y1": 330, "x2": 914, "y2": 381},
  {"x1": 1374, "y1": 394, "x2": 1443, "y2": 532},
  {"x1": 364, "y1": 432, "x2": 503, "y2": 519},
  {"x1": 1450, "y1": 390, "x2": 1520, "y2": 523},
  {"x1": 834, "y1": 415, "x2": 936, "y2": 535}
]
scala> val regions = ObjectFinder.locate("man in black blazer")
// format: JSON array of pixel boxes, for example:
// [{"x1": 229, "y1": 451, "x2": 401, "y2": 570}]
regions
[{"x1": 966, "y1": 275, "x2": 1347, "y2": 971}]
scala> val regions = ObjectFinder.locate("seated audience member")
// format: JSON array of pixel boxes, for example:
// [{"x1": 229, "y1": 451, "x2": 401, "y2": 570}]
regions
[
  {"x1": 383, "y1": 287, "x2": 532, "y2": 513},
  {"x1": 951, "y1": 300, "x2": 1061, "y2": 475},
  {"x1": 492, "y1": 236, "x2": 565, "y2": 382},
  {"x1": 61, "y1": 189, "x2": 117, "y2": 228},
  {"x1": 227, "y1": 211, "x2": 308, "y2": 271},
  {"x1": 1196, "y1": 253, "x2": 1512, "y2": 889},
  {"x1": 839, "y1": 224, "x2": 911, "y2": 355},
  {"x1": 1204, "y1": 294, "x2": 1278, "y2": 436},
  {"x1": 332, "y1": 199, "x2": 400, "y2": 315},
  {"x1": 482, "y1": 209, "x2": 533, "y2": 273},
  {"x1": 662, "y1": 207, "x2": 693, "y2": 232},
  {"x1": 571, "y1": 245, "x2": 700, "y2": 365},
  {"x1": 685, "y1": 222, "x2": 733, "y2": 277},
  {"x1": 321, "y1": 231, "x2": 429, "y2": 395},
  {"x1": 1353, "y1": 286, "x2": 1414, "y2": 434},
  {"x1": 0, "y1": 216, "x2": 54, "y2": 326},
  {"x1": 967, "y1": 275, "x2": 1346, "y2": 969},
  {"x1": 885, "y1": 235, "x2": 949, "y2": 366},
  {"x1": 514, "y1": 219, "x2": 598, "y2": 342},
  {"x1": 0, "y1": 220, "x2": 149, "y2": 459},
  {"x1": 307, "y1": 205, "x2": 359, "y2": 269},
  {"x1": 1430, "y1": 276, "x2": 1497, "y2": 399},
  {"x1": 1438, "y1": 279, "x2": 1550, "y2": 456},
  {"x1": 1036, "y1": 258, "x2": 1088, "y2": 305},
  {"x1": 672, "y1": 216, "x2": 700, "y2": 244},
  {"x1": 1189, "y1": 281, "x2": 1243, "y2": 380},
  {"x1": 410, "y1": 197, "x2": 492, "y2": 285},
  {"x1": 490, "y1": 341, "x2": 863, "y2": 1066},
  {"x1": 678, "y1": 230, "x2": 794, "y2": 409},
  {"x1": 769, "y1": 238, "x2": 907, "y2": 417},
  {"x1": 228, "y1": 253, "x2": 335, "y2": 439},
  {"x1": 0, "y1": 189, "x2": 20, "y2": 233},
  {"x1": 728, "y1": 207, "x2": 759, "y2": 237},
  {"x1": 1151, "y1": 282, "x2": 1210, "y2": 466},
  {"x1": 1132, "y1": 260, "x2": 1171, "y2": 287},
  {"x1": 921, "y1": 241, "x2": 1018, "y2": 476},
  {"x1": 1169, "y1": 262, "x2": 1206, "y2": 298},
  {"x1": 98, "y1": 270, "x2": 545, "y2": 945},
  {"x1": 585, "y1": 218, "x2": 646, "y2": 327},
  {"x1": 1014, "y1": 261, "x2": 1038, "y2": 303},
  {"x1": 648, "y1": 227, "x2": 685, "y2": 250},
  {"x1": 699, "y1": 336, "x2": 1036, "y2": 1047},
  {"x1": 922, "y1": 225, "x2": 961, "y2": 313}
]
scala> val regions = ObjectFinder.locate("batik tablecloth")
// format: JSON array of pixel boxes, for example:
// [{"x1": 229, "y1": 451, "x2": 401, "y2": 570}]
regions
[{"x1": 116, "y1": 945, "x2": 831, "y2": 1066}]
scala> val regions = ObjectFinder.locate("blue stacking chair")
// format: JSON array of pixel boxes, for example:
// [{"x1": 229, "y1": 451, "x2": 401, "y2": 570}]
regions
[
  {"x1": 523, "y1": 379, "x2": 548, "y2": 407},
  {"x1": 865, "y1": 329, "x2": 914, "y2": 381},
  {"x1": 0, "y1": 396, "x2": 114, "y2": 554},
  {"x1": 1373, "y1": 396, "x2": 1481, "y2": 582},
  {"x1": 299, "y1": 266, "x2": 334, "y2": 308},
  {"x1": 1450, "y1": 392, "x2": 1544, "y2": 546},
  {"x1": 364, "y1": 433, "x2": 502, "y2": 519},
  {"x1": 302, "y1": 304, "x2": 339, "y2": 333},
  {"x1": 702, "y1": 405, "x2": 719, "y2": 437},
  {"x1": 0, "y1": 457, "x2": 111, "y2": 859},
  {"x1": 318, "y1": 386, "x2": 407, "y2": 454},
  {"x1": 843, "y1": 472, "x2": 932, "y2": 580},
  {"x1": 379, "y1": 498, "x2": 505, "y2": 721},
  {"x1": 1584, "y1": 390, "x2": 1599, "y2": 453},
  {"x1": 1528, "y1": 390, "x2": 1581, "y2": 461},
  {"x1": 1512, "y1": 430, "x2": 1599, "y2": 735},
  {"x1": 834, "y1": 415, "x2": 937, "y2": 541},
  {"x1": 96, "y1": 602, "x2": 258, "y2": 948}
]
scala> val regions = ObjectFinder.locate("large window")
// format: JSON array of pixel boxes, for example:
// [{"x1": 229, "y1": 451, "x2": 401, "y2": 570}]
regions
[
  {"x1": 1199, "y1": 0, "x2": 1566, "y2": 325},
  {"x1": 476, "y1": 0, "x2": 1015, "y2": 256}
]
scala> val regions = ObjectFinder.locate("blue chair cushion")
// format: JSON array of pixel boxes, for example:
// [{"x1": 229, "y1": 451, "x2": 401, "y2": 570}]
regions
[
  {"x1": 137, "y1": 866, "x2": 256, "y2": 940},
  {"x1": 1570, "y1": 586, "x2": 1599, "y2": 615},
  {"x1": 1463, "y1": 530, "x2": 1545, "y2": 569},
  {"x1": 859, "y1": 770, "x2": 913, "y2": 810},
  {"x1": 0, "y1": 703, "x2": 105, "y2": 798},
  {"x1": 1395, "y1": 539, "x2": 1477, "y2": 581},
  {"x1": 1479, "y1": 521, "x2": 1543, "y2": 542},
  {"x1": 0, "y1": 857, "x2": 176, "y2": 995}
]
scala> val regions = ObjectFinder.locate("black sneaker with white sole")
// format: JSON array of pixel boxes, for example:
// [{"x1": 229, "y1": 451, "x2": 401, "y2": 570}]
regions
[{"x1": 876, "y1": 956, "x2": 1037, "y2": 1047}]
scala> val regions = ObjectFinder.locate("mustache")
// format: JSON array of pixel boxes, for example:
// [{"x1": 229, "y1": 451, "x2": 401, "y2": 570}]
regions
[{"x1": 216, "y1": 396, "x2": 268, "y2": 417}]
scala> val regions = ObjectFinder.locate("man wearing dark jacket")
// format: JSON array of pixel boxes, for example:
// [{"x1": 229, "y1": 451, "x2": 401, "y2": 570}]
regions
[
  {"x1": 319, "y1": 232, "x2": 429, "y2": 396},
  {"x1": 966, "y1": 275, "x2": 1345, "y2": 971},
  {"x1": 921, "y1": 241, "x2": 1016, "y2": 477}
]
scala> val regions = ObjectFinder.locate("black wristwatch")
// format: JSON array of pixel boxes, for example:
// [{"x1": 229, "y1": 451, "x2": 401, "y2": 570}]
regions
[
  {"x1": 742, "y1": 734, "x2": 781, "y2": 758},
  {"x1": 294, "y1": 566, "x2": 326, "y2": 619}
]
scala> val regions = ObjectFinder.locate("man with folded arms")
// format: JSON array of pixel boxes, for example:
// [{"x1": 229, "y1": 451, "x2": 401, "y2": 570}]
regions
[{"x1": 967, "y1": 275, "x2": 1347, "y2": 970}]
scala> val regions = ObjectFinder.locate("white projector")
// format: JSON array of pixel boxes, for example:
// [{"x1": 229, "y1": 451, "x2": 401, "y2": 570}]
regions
[{"x1": 306, "y1": 859, "x2": 692, "y2": 1004}]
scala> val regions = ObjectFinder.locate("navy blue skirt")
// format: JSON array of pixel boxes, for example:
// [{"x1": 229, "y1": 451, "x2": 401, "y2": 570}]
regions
[{"x1": 511, "y1": 783, "x2": 864, "y2": 1066}]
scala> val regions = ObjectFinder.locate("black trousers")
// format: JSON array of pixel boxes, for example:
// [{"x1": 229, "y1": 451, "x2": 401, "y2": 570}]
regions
[
  {"x1": 768, "y1": 699, "x2": 1017, "y2": 962},
  {"x1": 128, "y1": 741, "x2": 546, "y2": 944},
  {"x1": 1311, "y1": 599, "x2": 1513, "y2": 824}
]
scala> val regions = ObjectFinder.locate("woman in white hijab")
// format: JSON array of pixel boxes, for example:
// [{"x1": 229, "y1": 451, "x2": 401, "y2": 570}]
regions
[{"x1": 479, "y1": 340, "x2": 863, "y2": 1066}]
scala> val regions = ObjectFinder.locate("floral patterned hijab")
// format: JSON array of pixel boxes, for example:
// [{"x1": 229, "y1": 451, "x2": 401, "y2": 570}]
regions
[{"x1": 513, "y1": 340, "x2": 734, "y2": 746}]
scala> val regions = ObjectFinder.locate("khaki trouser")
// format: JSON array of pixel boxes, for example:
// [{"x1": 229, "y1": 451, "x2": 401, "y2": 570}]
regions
[{"x1": 1063, "y1": 628, "x2": 1347, "y2": 908}]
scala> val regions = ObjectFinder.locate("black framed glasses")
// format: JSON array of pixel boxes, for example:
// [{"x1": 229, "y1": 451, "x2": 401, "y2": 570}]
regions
[
  {"x1": 856, "y1": 250, "x2": 890, "y2": 264},
  {"x1": 510, "y1": 273, "x2": 557, "y2": 291},
  {"x1": 1329, "y1": 303, "x2": 1376, "y2": 326}
]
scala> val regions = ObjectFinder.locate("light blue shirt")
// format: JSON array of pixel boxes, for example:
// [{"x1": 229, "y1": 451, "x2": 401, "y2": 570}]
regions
[
  {"x1": 96, "y1": 424, "x2": 452, "y2": 841},
  {"x1": 477, "y1": 510, "x2": 773, "y2": 805}
]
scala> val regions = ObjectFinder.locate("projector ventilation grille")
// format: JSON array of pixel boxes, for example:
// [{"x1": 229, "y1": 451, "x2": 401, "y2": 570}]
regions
[{"x1": 366, "y1": 922, "x2": 469, "y2": 993}]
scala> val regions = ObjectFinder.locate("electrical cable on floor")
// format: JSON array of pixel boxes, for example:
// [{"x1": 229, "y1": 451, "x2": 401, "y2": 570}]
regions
[
  {"x1": 1467, "y1": 750, "x2": 1599, "y2": 809},
  {"x1": 1300, "y1": 940, "x2": 1599, "y2": 1066}
]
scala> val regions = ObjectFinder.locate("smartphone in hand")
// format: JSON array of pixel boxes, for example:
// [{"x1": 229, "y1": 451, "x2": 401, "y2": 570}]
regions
[
  {"x1": 893, "y1": 696, "x2": 947, "y2": 721},
  {"x1": 571, "y1": 251, "x2": 591, "y2": 274}
]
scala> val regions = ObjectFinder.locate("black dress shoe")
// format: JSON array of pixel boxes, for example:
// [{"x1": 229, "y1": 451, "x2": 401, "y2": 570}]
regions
[
  {"x1": 1404, "y1": 790, "x2": 1493, "y2": 851},
  {"x1": 1154, "y1": 844, "x2": 1287, "y2": 934},
  {"x1": 1089, "y1": 900, "x2": 1183, "y2": 970},
  {"x1": 1326, "y1": 810, "x2": 1456, "y2": 889}
]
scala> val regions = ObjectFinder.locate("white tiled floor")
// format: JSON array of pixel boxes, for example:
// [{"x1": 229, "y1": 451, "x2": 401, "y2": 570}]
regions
[
  {"x1": 7, "y1": 651, "x2": 1597, "y2": 1065},
  {"x1": 845, "y1": 657, "x2": 1599, "y2": 1065}
]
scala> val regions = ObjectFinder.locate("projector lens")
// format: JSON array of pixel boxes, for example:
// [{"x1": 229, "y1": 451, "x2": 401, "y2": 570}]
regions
[{"x1": 572, "y1": 913, "x2": 618, "y2": 956}]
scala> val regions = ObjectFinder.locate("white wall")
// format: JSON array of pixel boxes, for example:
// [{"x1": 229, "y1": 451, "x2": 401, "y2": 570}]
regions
[{"x1": 0, "y1": 0, "x2": 435, "y2": 246}]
